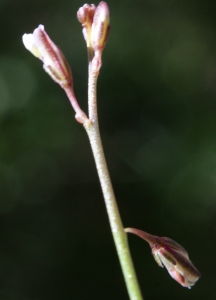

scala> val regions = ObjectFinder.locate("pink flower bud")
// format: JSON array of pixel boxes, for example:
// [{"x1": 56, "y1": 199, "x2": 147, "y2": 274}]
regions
[
  {"x1": 77, "y1": 4, "x2": 96, "y2": 48},
  {"x1": 91, "y1": 1, "x2": 110, "y2": 54},
  {"x1": 77, "y1": 4, "x2": 96, "y2": 25},
  {"x1": 22, "y1": 25, "x2": 72, "y2": 88},
  {"x1": 125, "y1": 228, "x2": 201, "y2": 288}
]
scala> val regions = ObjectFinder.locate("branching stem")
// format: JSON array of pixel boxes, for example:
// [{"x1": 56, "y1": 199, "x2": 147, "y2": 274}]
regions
[{"x1": 83, "y1": 57, "x2": 144, "y2": 300}]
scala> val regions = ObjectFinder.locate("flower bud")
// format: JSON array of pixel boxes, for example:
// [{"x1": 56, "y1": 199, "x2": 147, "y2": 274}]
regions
[
  {"x1": 77, "y1": 4, "x2": 96, "y2": 48},
  {"x1": 91, "y1": 1, "x2": 110, "y2": 54},
  {"x1": 77, "y1": 4, "x2": 96, "y2": 25},
  {"x1": 125, "y1": 228, "x2": 201, "y2": 288},
  {"x1": 22, "y1": 25, "x2": 72, "y2": 88}
]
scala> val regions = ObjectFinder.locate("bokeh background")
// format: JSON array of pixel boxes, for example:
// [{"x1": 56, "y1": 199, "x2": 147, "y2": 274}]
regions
[{"x1": 0, "y1": 0, "x2": 215, "y2": 299}]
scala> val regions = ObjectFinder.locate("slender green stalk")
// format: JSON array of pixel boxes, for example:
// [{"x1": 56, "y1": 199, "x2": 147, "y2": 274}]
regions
[{"x1": 84, "y1": 59, "x2": 144, "y2": 300}]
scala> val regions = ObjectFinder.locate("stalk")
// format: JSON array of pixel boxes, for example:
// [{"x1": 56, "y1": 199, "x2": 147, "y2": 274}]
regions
[{"x1": 84, "y1": 60, "x2": 143, "y2": 300}]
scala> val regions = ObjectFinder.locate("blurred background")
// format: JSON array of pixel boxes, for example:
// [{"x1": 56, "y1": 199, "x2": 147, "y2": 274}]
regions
[{"x1": 0, "y1": 0, "x2": 215, "y2": 299}]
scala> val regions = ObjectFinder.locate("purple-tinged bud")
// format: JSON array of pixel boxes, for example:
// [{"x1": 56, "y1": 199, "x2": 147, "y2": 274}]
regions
[
  {"x1": 91, "y1": 2, "x2": 110, "y2": 53},
  {"x1": 77, "y1": 4, "x2": 96, "y2": 48},
  {"x1": 91, "y1": 1, "x2": 110, "y2": 71},
  {"x1": 77, "y1": 4, "x2": 96, "y2": 25},
  {"x1": 125, "y1": 228, "x2": 201, "y2": 289},
  {"x1": 22, "y1": 25, "x2": 72, "y2": 89}
]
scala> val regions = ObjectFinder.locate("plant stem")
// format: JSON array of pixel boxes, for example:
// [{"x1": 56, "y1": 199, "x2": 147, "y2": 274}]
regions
[
  {"x1": 64, "y1": 85, "x2": 88, "y2": 123},
  {"x1": 84, "y1": 62, "x2": 143, "y2": 300},
  {"x1": 125, "y1": 228, "x2": 158, "y2": 246}
]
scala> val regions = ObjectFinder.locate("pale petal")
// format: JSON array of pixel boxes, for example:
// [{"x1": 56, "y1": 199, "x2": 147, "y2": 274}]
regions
[{"x1": 22, "y1": 33, "x2": 41, "y2": 59}]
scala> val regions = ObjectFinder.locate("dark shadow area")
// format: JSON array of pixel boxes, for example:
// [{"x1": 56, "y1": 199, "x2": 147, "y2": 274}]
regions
[{"x1": 0, "y1": 0, "x2": 215, "y2": 299}]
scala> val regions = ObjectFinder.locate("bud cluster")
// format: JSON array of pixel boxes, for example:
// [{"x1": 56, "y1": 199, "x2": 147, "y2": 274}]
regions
[{"x1": 77, "y1": 2, "x2": 110, "y2": 71}]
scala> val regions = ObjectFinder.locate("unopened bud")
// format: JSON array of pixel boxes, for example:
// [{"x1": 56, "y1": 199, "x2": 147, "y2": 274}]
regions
[
  {"x1": 22, "y1": 25, "x2": 72, "y2": 88},
  {"x1": 91, "y1": 2, "x2": 110, "y2": 54},
  {"x1": 125, "y1": 228, "x2": 201, "y2": 289},
  {"x1": 77, "y1": 4, "x2": 96, "y2": 48},
  {"x1": 77, "y1": 4, "x2": 96, "y2": 25}
]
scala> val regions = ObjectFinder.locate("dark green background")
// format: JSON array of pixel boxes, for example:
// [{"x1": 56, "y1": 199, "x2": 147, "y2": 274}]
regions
[{"x1": 0, "y1": 0, "x2": 215, "y2": 299}]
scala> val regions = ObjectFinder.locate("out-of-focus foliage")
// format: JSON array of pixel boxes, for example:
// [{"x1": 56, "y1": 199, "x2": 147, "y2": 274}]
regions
[{"x1": 0, "y1": 0, "x2": 215, "y2": 299}]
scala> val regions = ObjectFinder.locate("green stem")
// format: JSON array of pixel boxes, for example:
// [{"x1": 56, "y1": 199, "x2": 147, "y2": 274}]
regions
[{"x1": 84, "y1": 60, "x2": 144, "y2": 300}]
